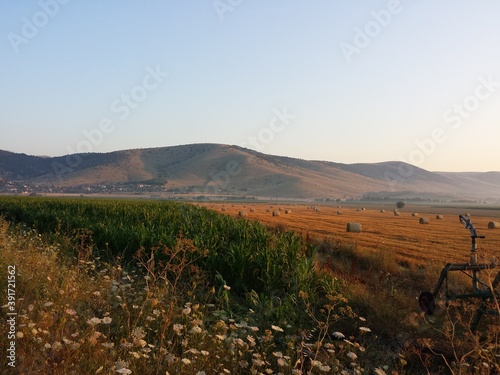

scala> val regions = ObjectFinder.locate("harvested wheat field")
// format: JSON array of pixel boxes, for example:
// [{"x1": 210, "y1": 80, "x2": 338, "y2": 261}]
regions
[{"x1": 201, "y1": 203, "x2": 500, "y2": 267}]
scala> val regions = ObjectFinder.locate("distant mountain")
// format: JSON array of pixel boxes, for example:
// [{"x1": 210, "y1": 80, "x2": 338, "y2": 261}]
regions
[{"x1": 0, "y1": 144, "x2": 499, "y2": 200}]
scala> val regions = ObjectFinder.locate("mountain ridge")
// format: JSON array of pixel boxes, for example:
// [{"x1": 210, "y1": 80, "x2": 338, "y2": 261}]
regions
[{"x1": 1, "y1": 144, "x2": 499, "y2": 200}]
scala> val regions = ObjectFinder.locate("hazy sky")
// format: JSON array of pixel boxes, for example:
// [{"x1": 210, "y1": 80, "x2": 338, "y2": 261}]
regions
[{"x1": 1, "y1": 1, "x2": 499, "y2": 172}]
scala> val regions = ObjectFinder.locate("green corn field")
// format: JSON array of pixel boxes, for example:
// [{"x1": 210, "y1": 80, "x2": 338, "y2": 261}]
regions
[{"x1": 0, "y1": 196, "x2": 329, "y2": 321}]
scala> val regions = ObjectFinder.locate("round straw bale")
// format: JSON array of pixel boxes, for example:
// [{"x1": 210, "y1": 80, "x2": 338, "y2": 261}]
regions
[
  {"x1": 238, "y1": 210, "x2": 248, "y2": 217},
  {"x1": 394, "y1": 211, "x2": 400, "y2": 216},
  {"x1": 285, "y1": 209, "x2": 292, "y2": 214},
  {"x1": 488, "y1": 221, "x2": 500, "y2": 229},
  {"x1": 221, "y1": 207, "x2": 226, "y2": 211},
  {"x1": 279, "y1": 207, "x2": 283, "y2": 211},
  {"x1": 272, "y1": 211, "x2": 280, "y2": 217},
  {"x1": 266, "y1": 208, "x2": 271, "y2": 213},
  {"x1": 436, "y1": 214, "x2": 444, "y2": 220},
  {"x1": 412, "y1": 212, "x2": 418, "y2": 217},
  {"x1": 380, "y1": 209, "x2": 386, "y2": 213},
  {"x1": 337, "y1": 211, "x2": 343, "y2": 215},
  {"x1": 315, "y1": 207, "x2": 320, "y2": 212},
  {"x1": 250, "y1": 208, "x2": 255, "y2": 212},
  {"x1": 346, "y1": 222, "x2": 362, "y2": 233},
  {"x1": 419, "y1": 217, "x2": 430, "y2": 224}
]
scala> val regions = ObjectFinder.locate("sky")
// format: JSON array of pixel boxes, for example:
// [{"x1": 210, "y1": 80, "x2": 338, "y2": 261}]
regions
[{"x1": 1, "y1": 1, "x2": 500, "y2": 172}]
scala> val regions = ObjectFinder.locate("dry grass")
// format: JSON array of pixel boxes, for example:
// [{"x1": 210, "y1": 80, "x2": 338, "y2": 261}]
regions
[
  {"x1": 198, "y1": 202, "x2": 500, "y2": 373},
  {"x1": 0, "y1": 218, "x2": 396, "y2": 374},
  {"x1": 200, "y1": 203, "x2": 500, "y2": 267},
  {"x1": 1, "y1": 199, "x2": 499, "y2": 374}
]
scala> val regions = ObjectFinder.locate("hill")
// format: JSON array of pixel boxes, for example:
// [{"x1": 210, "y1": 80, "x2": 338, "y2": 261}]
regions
[{"x1": 1, "y1": 144, "x2": 499, "y2": 200}]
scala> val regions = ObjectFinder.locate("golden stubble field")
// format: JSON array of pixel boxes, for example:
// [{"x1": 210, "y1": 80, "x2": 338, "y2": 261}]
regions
[{"x1": 199, "y1": 202, "x2": 500, "y2": 267}]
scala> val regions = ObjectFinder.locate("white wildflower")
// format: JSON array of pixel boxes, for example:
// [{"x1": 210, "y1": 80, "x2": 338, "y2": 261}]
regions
[
  {"x1": 311, "y1": 360, "x2": 323, "y2": 367},
  {"x1": 253, "y1": 358, "x2": 265, "y2": 366},
  {"x1": 346, "y1": 351, "x2": 357, "y2": 360},
  {"x1": 173, "y1": 324, "x2": 184, "y2": 335},
  {"x1": 87, "y1": 317, "x2": 101, "y2": 326},
  {"x1": 115, "y1": 369, "x2": 132, "y2": 374},
  {"x1": 190, "y1": 326, "x2": 202, "y2": 334},
  {"x1": 271, "y1": 325, "x2": 284, "y2": 332},
  {"x1": 278, "y1": 358, "x2": 287, "y2": 366},
  {"x1": 332, "y1": 331, "x2": 345, "y2": 339},
  {"x1": 115, "y1": 360, "x2": 131, "y2": 374}
]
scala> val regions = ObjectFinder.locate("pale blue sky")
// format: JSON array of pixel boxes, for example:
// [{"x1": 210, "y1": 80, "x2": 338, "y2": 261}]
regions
[{"x1": 1, "y1": 1, "x2": 499, "y2": 171}]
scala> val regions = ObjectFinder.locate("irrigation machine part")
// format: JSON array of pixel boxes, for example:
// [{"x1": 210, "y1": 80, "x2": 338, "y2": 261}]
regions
[{"x1": 419, "y1": 215, "x2": 500, "y2": 331}]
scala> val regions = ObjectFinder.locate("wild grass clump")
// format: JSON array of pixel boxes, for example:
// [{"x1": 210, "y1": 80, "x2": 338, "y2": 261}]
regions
[
  {"x1": 0, "y1": 217, "x2": 396, "y2": 374},
  {"x1": 314, "y1": 237, "x2": 500, "y2": 373}
]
